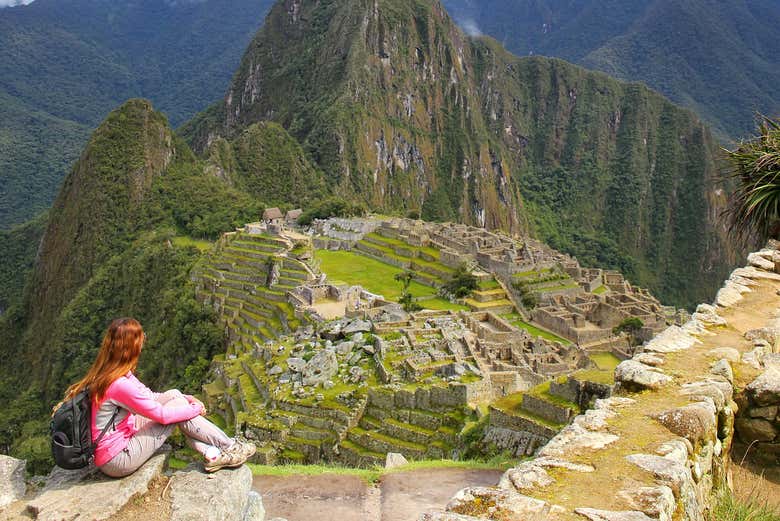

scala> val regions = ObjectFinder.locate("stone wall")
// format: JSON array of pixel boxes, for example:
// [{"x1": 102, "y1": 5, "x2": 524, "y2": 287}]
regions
[
  {"x1": 423, "y1": 247, "x2": 780, "y2": 521},
  {"x1": 735, "y1": 364, "x2": 780, "y2": 465}
]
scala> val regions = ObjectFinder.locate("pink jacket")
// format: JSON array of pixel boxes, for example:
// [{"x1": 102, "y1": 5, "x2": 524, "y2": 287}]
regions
[{"x1": 91, "y1": 373, "x2": 202, "y2": 466}]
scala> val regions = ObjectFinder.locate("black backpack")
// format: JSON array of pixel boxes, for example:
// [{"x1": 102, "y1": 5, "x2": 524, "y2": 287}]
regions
[{"x1": 51, "y1": 388, "x2": 118, "y2": 469}]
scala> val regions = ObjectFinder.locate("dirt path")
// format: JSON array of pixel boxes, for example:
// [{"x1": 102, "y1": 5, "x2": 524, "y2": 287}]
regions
[{"x1": 253, "y1": 468, "x2": 503, "y2": 521}]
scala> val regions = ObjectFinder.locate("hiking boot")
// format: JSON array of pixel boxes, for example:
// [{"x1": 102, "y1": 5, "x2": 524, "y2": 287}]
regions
[{"x1": 203, "y1": 440, "x2": 256, "y2": 473}]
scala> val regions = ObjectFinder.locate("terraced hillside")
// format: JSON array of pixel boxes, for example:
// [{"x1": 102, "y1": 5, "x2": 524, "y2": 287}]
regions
[{"x1": 195, "y1": 230, "x2": 314, "y2": 353}]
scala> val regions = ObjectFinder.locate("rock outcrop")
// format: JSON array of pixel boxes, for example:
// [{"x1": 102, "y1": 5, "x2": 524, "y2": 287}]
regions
[
  {"x1": 0, "y1": 455, "x2": 26, "y2": 509},
  {"x1": 0, "y1": 452, "x2": 265, "y2": 521}
]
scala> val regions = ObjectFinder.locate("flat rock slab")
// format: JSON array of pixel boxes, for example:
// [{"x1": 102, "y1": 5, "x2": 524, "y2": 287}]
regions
[
  {"x1": 26, "y1": 453, "x2": 166, "y2": 521},
  {"x1": 169, "y1": 465, "x2": 255, "y2": 521},
  {"x1": 254, "y1": 468, "x2": 502, "y2": 521}
]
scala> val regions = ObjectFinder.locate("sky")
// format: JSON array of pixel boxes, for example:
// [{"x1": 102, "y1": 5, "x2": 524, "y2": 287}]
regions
[{"x1": 0, "y1": 0, "x2": 35, "y2": 6}]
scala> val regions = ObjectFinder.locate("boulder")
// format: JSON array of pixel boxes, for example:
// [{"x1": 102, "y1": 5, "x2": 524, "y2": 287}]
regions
[
  {"x1": 706, "y1": 348, "x2": 740, "y2": 363},
  {"x1": 615, "y1": 360, "x2": 672, "y2": 391},
  {"x1": 710, "y1": 359, "x2": 734, "y2": 383},
  {"x1": 574, "y1": 508, "x2": 656, "y2": 521},
  {"x1": 0, "y1": 455, "x2": 26, "y2": 508},
  {"x1": 335, "y1": 341, "x2": 354, "y2": 355},
  {"x1": 748, "y1": 252, "x2": 775, "y2": 271},
  {"x1": 655, "y1": 402, "x2": 717, "y2": 446},
  {"x1": 286, "y1": 357, "x2": 307, "y2": 373},
  {"x1": 268, "y1": 365, "x2": 283, "y2": 376},
  {"x1": 446, "y1": 487, "x2": 564, "y2": 519},
  {"x1": 625, "y1": 454, "x2": 692, "y2": 496},
  {"x1": 617, "y1": 486, "x2": 676, "y2": 521},
  {"x1": 26, "y1": 453, "x2": 166, "y2": 521},
  {"x1": 344, "y1": 319, "x2": 371, "y2": 335},
  {"x1": 385, "y1": 452, "x2": 408, "y2": 469},
  {"x1": 169, "y1": 465, "x2": 260, "y2": 521},
  {"x1": 747, "y1": 367, "x2": 780, "y2": 406},
  {"x1": 301, "y1": 350, "x2": 338, "y2": 386}
]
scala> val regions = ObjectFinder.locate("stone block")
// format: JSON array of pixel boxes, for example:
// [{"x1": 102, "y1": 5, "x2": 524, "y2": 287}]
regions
[
  {"x1": 385, "y1": 452, "x2": 408, "y2": 469},
  {"x1": 735, "y1": 418, "x2": 778, "y2": 443},
  {"x1": 170, "y1": 464, "x2": 253, "y2": 521},
  {"x1": 747, "y1": 368, "x2": 780, "y2": 406},
  {"x1": 749, "y1": 405, "x2": 778, "y2": 420}
]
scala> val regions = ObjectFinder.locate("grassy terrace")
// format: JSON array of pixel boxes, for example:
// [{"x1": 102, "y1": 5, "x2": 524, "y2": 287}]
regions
[
  {"x1": 172, "y1": 235, "x2": 214, "y2": 252},
  {"x1": 502, "y1": 313, "x2": 572, "y2": 345},
  {"x1": 491, "y1": 390, "x2": 565, "y2": 430},
  {"x1": 570, "y1": 351, "x2": 622, "y2": 385},
  {"x1": 315, "y1": 249, "x2": 467, "y2": 311}
]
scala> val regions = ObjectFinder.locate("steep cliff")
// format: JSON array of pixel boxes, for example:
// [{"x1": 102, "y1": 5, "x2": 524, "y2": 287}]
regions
[{"x1": 183, "y1": 0, "x2": 733, "y2": 307}]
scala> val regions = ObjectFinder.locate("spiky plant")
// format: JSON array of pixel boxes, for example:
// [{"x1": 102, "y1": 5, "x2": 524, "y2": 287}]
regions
[{"x1": 724, "y1": 116, "x2": 780, "y2": 244}]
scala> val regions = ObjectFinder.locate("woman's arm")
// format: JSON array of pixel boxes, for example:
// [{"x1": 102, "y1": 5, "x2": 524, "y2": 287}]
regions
[{"x1": 110, "y1": 377, "x2": 203, "y2": 425}]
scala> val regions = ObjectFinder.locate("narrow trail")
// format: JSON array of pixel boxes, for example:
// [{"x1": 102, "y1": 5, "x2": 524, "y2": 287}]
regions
[{"x1": 253, "y1": 468, "x2": 503, "y2": 521}]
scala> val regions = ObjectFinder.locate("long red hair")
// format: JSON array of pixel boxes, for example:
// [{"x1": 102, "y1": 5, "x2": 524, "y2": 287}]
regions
[{"x1": 64, "y1": 318, "x2": 145, "y2": 403}]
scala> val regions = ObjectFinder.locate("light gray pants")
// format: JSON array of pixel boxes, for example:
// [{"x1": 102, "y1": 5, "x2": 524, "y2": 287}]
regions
[{"x1": 100, "y1": 390, "x2": 232, "y2": 478}]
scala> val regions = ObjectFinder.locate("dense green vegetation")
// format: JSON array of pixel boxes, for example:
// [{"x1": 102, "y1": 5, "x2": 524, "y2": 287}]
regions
[
  {"x1": 0, "y1": 100, "x2": 275, "y2": 471},
  {"x1": 0, "y1": 0, "x2": 275, "y2": 228},
  {"x1": 442, "y1": 0, "x2": 780, "y2": 141},
  {"x1": 0, "y1": 214, "x2": 46, "y2": 314},
  {"x1": 723, "y1": 117, "x2": 780, "y2": 244}
]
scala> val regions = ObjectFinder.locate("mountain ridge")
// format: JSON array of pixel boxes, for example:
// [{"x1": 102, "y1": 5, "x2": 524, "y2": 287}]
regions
[{"x1": 185, "y1": 0, "x2": 735, "y2": 308}]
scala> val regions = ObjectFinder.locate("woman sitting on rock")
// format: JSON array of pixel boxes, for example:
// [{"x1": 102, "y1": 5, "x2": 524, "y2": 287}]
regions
[{"x1": 61, "y1": 317, "x2": 255, "y2": 477}]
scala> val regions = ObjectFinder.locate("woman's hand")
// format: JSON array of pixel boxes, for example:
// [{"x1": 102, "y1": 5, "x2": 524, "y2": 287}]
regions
[{"x1": 191, "y1": 397, "x2": 207, "y2": 416}]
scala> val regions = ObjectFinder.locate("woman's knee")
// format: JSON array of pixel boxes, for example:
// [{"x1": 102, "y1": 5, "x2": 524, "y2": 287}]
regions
[
  {"x1": 166, "y1": 396, "x2": 190, "y2": 408},
  {"x1": 158, "y1": 389, "x2": 184, "y2": 403}
]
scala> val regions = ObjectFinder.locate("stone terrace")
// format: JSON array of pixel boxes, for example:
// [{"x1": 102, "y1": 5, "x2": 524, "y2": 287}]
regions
[{"x1": 423, "y1": 247, "x2": 780, "y2": 520}]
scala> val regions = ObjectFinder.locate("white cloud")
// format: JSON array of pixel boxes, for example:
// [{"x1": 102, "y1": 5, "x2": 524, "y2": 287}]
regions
[
  {"x1": 457, "y1": 18, "x2": 483, "y2": 38},
  {"x1": 0, "y1": 0, "x2": 35, "y2": 7}
]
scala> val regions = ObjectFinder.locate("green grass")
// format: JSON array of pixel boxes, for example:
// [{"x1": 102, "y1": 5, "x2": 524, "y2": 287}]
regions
[
  {"x1": 711, "y1": 486, "x2": 780, "y2": 521},
  {"x1": 589, "y1": 352, "x2": 621, "y2": 372},
  {"x1": 526, "y1": 381, "x2": 580, "y2": 412},
  {"x1": 501, "y1": 315, "x2": 572, "y2": 345},
  {"x1": 248, "y1": 458, "x2": 511, "y2": 483},
  {"x1": 172, "y1": 236, "x2": 215, "y2": 252},
  {"x1": 592, "y1": 285, "x2": 609, "y2": 295},
  {"x1": 417, "y1": 297, "x2": 469, "y2": 311},
  {"x1": 315, "y1": 249, "x2": 437, "y2": 300}
]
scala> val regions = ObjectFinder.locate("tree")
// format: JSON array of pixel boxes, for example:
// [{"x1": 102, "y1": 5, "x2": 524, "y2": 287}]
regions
[
  {"x1": 443, "y1": 264, "x2": 478, "y2": 298},
  {"x1": 724, "y1": 116, "x2": 780, "y2": 244},
  {"x1": 613, "y1": 316, "x2": 644, "y2": 346},
  {"x1": 395, "y1": 271, "x2": 421, "y2": 312}
]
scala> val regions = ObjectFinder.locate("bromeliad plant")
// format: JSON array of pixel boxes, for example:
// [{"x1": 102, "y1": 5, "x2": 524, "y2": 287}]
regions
[{"x1": 724, "y1": 116, "x2": 780, "y2": 244}]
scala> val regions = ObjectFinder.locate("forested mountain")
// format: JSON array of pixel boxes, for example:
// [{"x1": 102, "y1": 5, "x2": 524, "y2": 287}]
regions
[
  {"x1": 186, "y1": 0, "x2": 734, "y2": 308},
  {"x1": 0, "y1": 0, "x2": 273, "y2": 228},
  {"x1": 442, "y1": 0, "x2": 780, "y2": 141},
  {"x1": 0, "y1": 0, "x2": 746, "y2": 472}
]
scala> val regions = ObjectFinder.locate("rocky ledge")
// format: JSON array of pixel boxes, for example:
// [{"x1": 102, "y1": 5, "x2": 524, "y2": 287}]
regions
[{"x1": 0, "y1": 451, "x2": 272, "y2": 521}]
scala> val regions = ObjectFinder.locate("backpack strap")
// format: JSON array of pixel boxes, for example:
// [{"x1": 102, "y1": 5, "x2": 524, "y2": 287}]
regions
[{"x1": 91, "y1": 406, "x2": 120, "y2": 453}]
